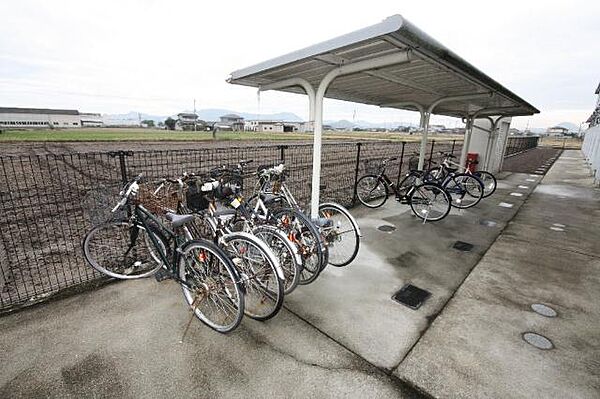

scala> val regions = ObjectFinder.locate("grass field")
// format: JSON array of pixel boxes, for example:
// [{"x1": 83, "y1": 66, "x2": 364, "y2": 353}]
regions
[{"x1": 0, "y1": 127, "x2": 463, "y2": 143}]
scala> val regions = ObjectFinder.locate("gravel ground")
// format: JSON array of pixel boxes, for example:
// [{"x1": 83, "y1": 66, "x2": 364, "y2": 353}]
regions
[{"x1": 502, "y1": 147, "x2": 562, "y2": 174}]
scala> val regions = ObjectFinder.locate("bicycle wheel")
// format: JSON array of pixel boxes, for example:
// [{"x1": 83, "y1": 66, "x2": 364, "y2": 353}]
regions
[
  {"x1": 409, "y1": 183, "x2": 451, "y2": 222},
  {"x1": 273, "y1": 208, "x2": 325, "y2": 285},
  {"x1": 473, "y1": 171, "x2": 497, "y2": 198},
  {"x1": 443, "y1": 173, "x2": 484, "y2": 209},
  {"x1": 83, "y1": 221, "x2": 164, "y2": 279},
  {"x1": 318, "y1": 203, "x2": 360, "y2": 267},
  {"x1": 252, "y1": 225, "x2": 302, "y2": 295},
  {"x1": 356, "y1": 175, "x2": 388, "y2": 208},
  {"x1": 222, "y1": 232, "x2": 284, "y2": 321},
  {"x1": 178, "y1": 239, "x2": 244, "y2": 333}
]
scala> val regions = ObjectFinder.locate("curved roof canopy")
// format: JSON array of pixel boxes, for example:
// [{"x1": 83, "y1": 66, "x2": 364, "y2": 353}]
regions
[{"x1": 228, "y1": 15, "x2": 539, "y2": 118}]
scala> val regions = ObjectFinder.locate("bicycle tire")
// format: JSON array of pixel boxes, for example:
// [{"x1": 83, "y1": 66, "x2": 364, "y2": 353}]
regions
[
  {"x1": 443, "y1": 173, "x2": 484, "y2": 209},
  {"x1": 473, "y1": 171, "x2": 497, "y2": 198},
  {"x1": 273, "y1": 208, "x2": 325, "y2": 285},
  {"x1": 409, "y1": 183, "x2": 451, "y2": 222},
  {"x1": 221, "y1": 232, "x2": 285, "y2": 321},
  {"x1": 355, "y1": 175, "x2": 388, "y2": 208},
  {"x1": 252, "y1": 224, "x2": 302, "y2": 295},
  {"x1": 178, "y1": 239, "x2": 245, "y2": 333},
  {"x1": 318, "y1": 202, "x2": 361, "y2": 267},
  {"x1": 83, "y1": 220, "x2": 165, "y2": 279}
]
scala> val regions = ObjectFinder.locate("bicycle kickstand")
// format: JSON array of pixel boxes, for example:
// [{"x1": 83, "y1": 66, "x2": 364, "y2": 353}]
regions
[{"x1": 180, "y1": 292, "x2": 205, "y2": 343}]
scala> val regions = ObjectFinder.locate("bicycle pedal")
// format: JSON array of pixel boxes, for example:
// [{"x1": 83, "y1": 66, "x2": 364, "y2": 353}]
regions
[{"x1": 154, "y1": 268, "x2": 171, "y2": 282}]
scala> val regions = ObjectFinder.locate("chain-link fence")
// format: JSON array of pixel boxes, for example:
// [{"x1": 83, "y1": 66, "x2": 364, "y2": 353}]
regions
[
  {"x1": 504, "y1": 136, "x2": 540, "y2": 157},
  {"x1": 0, "y1": 139, "x2": 460, "y2": 312}
]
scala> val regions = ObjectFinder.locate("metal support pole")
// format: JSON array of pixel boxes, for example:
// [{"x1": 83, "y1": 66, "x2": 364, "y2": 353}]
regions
[
  {"x1": 460, "y1": 117, "x2": 474, "y2": 167},
  {"x1": 450, "y1": 140, "x2": 456, "y2": 155},
  {"x1": 279, "y1": 145, "x2": 287, "y2": 162},
  {"x1": 427, "y1": 140, "x2": 435, "y2": 170},
  {"x1": 397, "y1": 141, "x2": 406, "y2": 187},
  {"x1": 417, "y1": 112, "x2": 430, "y2": 170},
  {"x1": 353, "y1": 143, "x2": 362, "y2": 204}
]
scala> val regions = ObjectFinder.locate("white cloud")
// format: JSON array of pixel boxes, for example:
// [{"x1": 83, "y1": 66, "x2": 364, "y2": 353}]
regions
[{"x1": 0, "y1": 0, "x2": 598, "y2": 128}]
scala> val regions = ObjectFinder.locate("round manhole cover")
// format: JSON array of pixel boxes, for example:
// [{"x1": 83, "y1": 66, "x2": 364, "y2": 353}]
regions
[
  {"x1": 522, "y1": 332, "x2": 554, "y2": 350},
  {"x1": 531, "y1": 303, "x2": 557, "y2": 317},
  {"x1": 377, "y1": 224, "x2": 396, "y2": 232}
]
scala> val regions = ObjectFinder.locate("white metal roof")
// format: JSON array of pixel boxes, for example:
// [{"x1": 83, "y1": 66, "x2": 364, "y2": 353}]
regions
[{"x1": 228, "y1": 15, "x2": 539, "y2": 118}]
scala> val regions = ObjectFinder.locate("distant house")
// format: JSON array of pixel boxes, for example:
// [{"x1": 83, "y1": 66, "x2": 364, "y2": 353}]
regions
[
  {"x1": 586, "y1": 82, "x2": 600, "y2": 128},
  {"x1": 244, "y1": 120, "x2": 302, "y2": 133},
  {"x1": 546, "y1": 126, "x2": 569, "y2": 137},
  {"x1": 218, "y1": 114, "x2": 244, "y2": 131},
  {"x1": 176, "y1": 112, "x2": 199, "y2": 131}
]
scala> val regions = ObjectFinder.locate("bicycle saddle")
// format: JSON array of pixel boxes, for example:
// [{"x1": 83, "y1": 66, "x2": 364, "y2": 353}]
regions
[{"x1": 166, "y1": 212, "x2": 195, "y2": 228}]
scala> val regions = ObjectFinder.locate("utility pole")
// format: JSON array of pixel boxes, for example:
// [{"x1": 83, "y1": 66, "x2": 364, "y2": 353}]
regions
[{"x1": 193, "y1": 99, "x2": 197, "y2": 132}]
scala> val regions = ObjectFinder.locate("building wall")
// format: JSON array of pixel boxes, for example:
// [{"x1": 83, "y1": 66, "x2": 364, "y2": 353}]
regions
[
  {"x1": 0, "y1": 112, "x2": 81, "y2": 128},
  {"x1": 468, "y1": 117, "x2": 512, "y2": 173}
]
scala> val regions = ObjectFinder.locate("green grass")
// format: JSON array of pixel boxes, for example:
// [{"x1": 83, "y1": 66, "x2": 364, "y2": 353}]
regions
[{"x1": 0, "y1": 127, "x2": 463, "y2": 143}]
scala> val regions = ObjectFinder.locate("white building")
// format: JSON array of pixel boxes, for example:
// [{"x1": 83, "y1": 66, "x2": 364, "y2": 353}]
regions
[
  {"x1": 244, "y1": 120, "x2": 285, "y2": 132},
  {"x1": 80, "y1": 113, "x2": 103, "y2": 127},
  {"x1": 0, "y1": 107, "x2": 81, "y2": 129},
  {"x1": 546, "y1": 126, "x2": 569, "y2": 137}
]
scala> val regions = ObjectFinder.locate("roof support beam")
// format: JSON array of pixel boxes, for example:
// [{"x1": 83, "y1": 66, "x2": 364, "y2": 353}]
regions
[
  {"x1": 418, "y1": 92, "x2": 494, "y2": 170},
  {"x1": 259, "y1": 77, "x2": 316, "y2": 125},
  {"x1": 311, "y1": 50, "x2": 413, "y2": 217},
  {"x1": 363, "y1": 70, "x2": 441, "y2": 95}
]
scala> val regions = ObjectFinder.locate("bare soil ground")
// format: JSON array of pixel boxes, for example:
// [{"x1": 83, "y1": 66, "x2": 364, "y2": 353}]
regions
[{"x1": 502, "y1": 147, "x2": 562, "y2": 174}]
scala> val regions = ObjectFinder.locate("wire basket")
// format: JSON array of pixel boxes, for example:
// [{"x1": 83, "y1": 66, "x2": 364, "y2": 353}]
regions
[
  {"x1": 83, "y1": 184, "x2": 124, "y2": 225},
  {"x1": 133, "y1": 182, "x2": 180, "y2": 214},
  {"x1": 363, "y1": 159, "x2": 383, "y2": 175}
]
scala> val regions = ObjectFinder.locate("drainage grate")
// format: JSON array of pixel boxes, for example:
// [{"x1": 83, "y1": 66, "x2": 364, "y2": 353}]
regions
[
  {"x1": 453, "y1": 241, "x2": 474, "y2": 251},
  {"x1": 392, "y1": 284, "x2": 431, "y2": 310},
  {"x1": 522, "y1": 332, "x2": 554, "y2": 350},
  {"x1": 377, "y1": 224, "x2": 396, "y2": 232}
]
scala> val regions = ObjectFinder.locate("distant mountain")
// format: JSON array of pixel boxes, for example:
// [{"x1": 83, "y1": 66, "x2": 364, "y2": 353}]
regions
[
  {"x1": 325, "y1": 119, "x2": 417, "y2": 129},
  {"x1": 556, "y1": 122, "x2": 579, "y2": 132}
]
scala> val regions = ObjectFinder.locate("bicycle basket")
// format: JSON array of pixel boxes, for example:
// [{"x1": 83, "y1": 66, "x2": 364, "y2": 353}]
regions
[
  {"x1": 185, "y1": 178, "x2": 210, "y2": 212},
  {"x1": 134, "y1": 182, "x2": 180, "y2": 214},
  {"x1": 363, "y1": 159, "x2": 382, "y2": 175}
]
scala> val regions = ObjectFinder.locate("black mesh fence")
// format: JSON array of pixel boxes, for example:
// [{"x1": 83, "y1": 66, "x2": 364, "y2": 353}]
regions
[
  {"x1": 0, "y1": 139, "x2": 459, "y2": 311},
  {"x1": 504, "y1": 136, "x2": 540, "y2": 157}
]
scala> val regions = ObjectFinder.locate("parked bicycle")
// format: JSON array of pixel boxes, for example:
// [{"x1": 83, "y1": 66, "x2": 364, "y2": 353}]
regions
[
  {"x1": 426, "y1": 152, "x2": 497, "y2": 198},
  {"x1": 356, "y1": 157, "x2": 452, "y2": 222},
  {"x1": 82, "y1": 174, "x2": 246, "y2": 333}
]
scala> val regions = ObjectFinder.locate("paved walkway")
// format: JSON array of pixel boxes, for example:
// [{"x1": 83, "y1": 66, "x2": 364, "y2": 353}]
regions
[
  {"x1": 397, "y1": 150, "x2": 600, "y2": 398},
  {"x1": 1, "y1": 150, "x2": 598, "y2": 398}
]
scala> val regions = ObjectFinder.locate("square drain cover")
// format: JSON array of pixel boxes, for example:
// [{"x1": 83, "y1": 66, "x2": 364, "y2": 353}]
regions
[
  {"x1": 392, "y1": 284, "x2": 431, "y2": 309},
  {"x1": 453, "y1": 241, "x2": 474, "y2": 251}
]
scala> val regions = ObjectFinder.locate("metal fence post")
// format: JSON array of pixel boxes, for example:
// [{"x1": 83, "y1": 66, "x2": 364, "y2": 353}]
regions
[
  {"x1": 450, "y1": 139, "x2": 456, "y2": 155},
  {"x1": 279, "y1": 145, "x2": 288, "y2": 162},
  {"x1": 353, "y1": 143, "x2": 362, "y2": 204},
  {"x1": 397, "y1": 141, "x2": 406, "y2": 187},
  {"x1": 108, "y1": 150, "x2": 134, "y2": 184},
  {"x1": 427, "y1": 140, "x2": 435, "y2": 170}
]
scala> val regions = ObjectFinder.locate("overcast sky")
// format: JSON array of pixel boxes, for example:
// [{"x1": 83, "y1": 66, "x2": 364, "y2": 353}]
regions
[{"x1": 1, "y1": 0, "x2": 598, "y2": 129}]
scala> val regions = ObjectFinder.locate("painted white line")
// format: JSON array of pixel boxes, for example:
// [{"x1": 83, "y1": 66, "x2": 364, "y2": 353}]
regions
[
  {"x1": 529, "y1": 174, "x2": 540, "y2": 177},
  {"x1": 553, "y1": 223, "x2": 566, "y2": 227},
  {"x1": 518, "y1": 185, "x2": 529, "y2": 189},
  {"x1": 510, "y1": 192, "x2": 524, "y2": 197},
  {"x1": 550, "y1": 226, "x2": 565, "y2": 232},
  {"x1": 498, "y1": 202, "x2": 514, "y2": 208},
  {"x1": 525, "y1": 178, "x2": 536, "y2": 182}
]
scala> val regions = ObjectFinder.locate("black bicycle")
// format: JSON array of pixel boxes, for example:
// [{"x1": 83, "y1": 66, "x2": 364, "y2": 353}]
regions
[
  {"x1": 356, "y1": 157, "x2": 451, "y2": 222},
  {"x1": 83, "y1": 174, "x2": 246, "y2": 333}
]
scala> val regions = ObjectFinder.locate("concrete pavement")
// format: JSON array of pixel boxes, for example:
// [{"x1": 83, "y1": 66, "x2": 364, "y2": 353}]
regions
[
  {"x1": 2, "y1": 150, "x2": 599, "y2": 398},
  {"x1": 396, "y1": 150, "x2": 600, "y2": 398}
]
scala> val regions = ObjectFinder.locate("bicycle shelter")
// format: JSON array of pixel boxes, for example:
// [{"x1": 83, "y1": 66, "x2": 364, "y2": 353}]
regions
[{"x1": 228, "y1": 15, "x2": 539, "y2": 216}]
